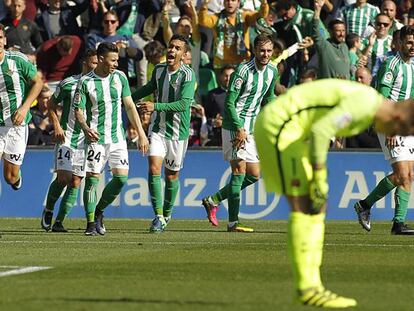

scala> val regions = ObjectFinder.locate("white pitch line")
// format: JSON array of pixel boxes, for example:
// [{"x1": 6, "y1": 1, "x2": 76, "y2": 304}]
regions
[
  {"x1": 0, "y1": 240, "x2": 413, "y2": 248},
  {"x1": 0, "y1": 266, "x2": 51, "y2": 278}
]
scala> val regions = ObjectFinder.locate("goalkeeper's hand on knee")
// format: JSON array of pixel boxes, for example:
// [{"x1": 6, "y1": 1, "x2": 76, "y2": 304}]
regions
[{"x1": 310, "y1": 168, "x2": 329, "y2": 212}]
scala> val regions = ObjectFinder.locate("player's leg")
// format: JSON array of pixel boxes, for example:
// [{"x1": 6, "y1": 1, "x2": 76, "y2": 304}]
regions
[
  {"x1": 147, "y1": 133, "x2": 167, "y2": 233},
  {"x1": 388, "y1": 161, "x2": 414, "y2": 235},
  {"x1": 203, "y1": 134, "x2": 260, "y2": 227},
  {"x1": 42, "y1": 145, "x2": 73, "y2": 231},
  {"x1": 52, "y1": 174, "x2": 83, "y2": 233},
  {"x1": 161, "y1": 138, "x2": 188, "y2": 230},
  {"x1": 83, "y1": 143, "x2": 106, "y2": 236},
  {"x1": 53, "y1": 148, "x2": 86, "y2": 232},
  {"x1": 94, "y1": 142, "x2": 129, "y2": 235}
]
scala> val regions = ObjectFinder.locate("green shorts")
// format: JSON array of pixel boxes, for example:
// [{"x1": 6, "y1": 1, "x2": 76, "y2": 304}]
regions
[{"x1": 254, "y1": 107, "x2": 312, "y2": 196}]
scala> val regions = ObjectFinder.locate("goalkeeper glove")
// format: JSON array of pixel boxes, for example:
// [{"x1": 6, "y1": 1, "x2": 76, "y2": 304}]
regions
[{"x1": 310, "y1": 168, "x2": 329, "y2": 212}]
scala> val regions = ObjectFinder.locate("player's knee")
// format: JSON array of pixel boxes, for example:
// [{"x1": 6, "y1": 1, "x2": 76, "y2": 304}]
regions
[
  {"x1": 57, "y1": 174, "x2": 72, "y2": 186},
  {"x1": 4, "y1": 172, "x2": 18, "y2": 185},
  {"x1": 149, "y1": 164, "x2": 161, "y2": 175},
  {"x1": 70, "y1": 176, "x2": 83, "y2": 188},
  {"x1": 112, "y1": 174, "x2": 128, "y2": 187}
]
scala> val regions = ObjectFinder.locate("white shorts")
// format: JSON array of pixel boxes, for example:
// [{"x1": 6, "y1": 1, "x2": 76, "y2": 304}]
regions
[
  {"x1": 0, "y1": 125, "x2": 28, "y2": 165},
  {"x1": 222, "y1": 129, "x2": 259, "y2": 163},
  {"x1": 378, "y1": 134, "x2": 414, "y2": 164},
  {"x1": 149, "y1": 132, "x2": 188, "y2": 171},
  {"x1": 85, "y1": 140, "x2": 129, "y2": 174},
  {"x1": 54, "y1": 145, "x2": 86, "y2": 177}
]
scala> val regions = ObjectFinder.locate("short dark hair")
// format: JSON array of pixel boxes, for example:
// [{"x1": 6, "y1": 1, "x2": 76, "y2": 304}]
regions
[
  {"x1": 144, "y1": 40, "x2": 166, "y2": 59},
  {"x1": 346, "y1": 33, "x2": 360, "y2": 49},
  {"x1": 300, "y1": 68, "x2": 317, "y2": 81},
  {"x1": 253, "y1": 34, "x2": 274, "y2": 49},
  {"x1": 0, "y1": 23, "x2": 5, "y2": 34},
  {"x1": 97, "y1": 42, "x2": 118, "y2": 56},
  {"x1": 169, "y1": 34, "x2": 190, "y2": 52},
  {"x1": 220, "y1": 64, "x2": 235, "y2": 75},
  {"x1": 400, "y1": 25, "x2": 414, "y2": 41},
  {"x1": 81, "y1": 49, "x2": 97, "y2": 62},
  {"x1": 328, "y1": 19, "x2": 345, "y2": 31},
  {"x1": 275, "y1": 0, "x2": 297, "y2": 12}
]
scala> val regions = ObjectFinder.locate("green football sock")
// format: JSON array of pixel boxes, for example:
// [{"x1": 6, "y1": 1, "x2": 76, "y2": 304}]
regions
[
  {"x1": 394, "y1": 187, "x2": 410, "y2": 223},
  {"x1": 45, "y1": 178, "x2": 66, "y2": 211},
  {"x1": 228, "y1": 174, "x2": 245, "y2": 222},
  {"x1": 148, "y1": 173, "x2": 163, "y2": 215},
  {"x1": 56, "y1": 187, "x2": 79, "y2": 222},
  {"x1": 363, "y1": 176, "x2": 395, "y2": 208},
  {"x1": 84, "y1": 176, "x2": 99, "y2": 222},
  {"x1": 288, "y1": 212, "x2": 325, "y2": 291},
  {"x1": 211, "y1": 174, "x2": 259, "y2": 204},
  {"x1": 163, "y1": 178, "x2": 180, "y2": 218},
  {"x1": 96, "y1": 174, "x2": 128, "y2": 211}
]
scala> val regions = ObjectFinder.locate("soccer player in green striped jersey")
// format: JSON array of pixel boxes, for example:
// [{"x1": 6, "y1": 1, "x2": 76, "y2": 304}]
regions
[
  {"x1": 133, "y1": 34, "x2": 196, "y2": 233},
  {"x1": 202, "y1": 34, "x2": 278, "y2": 232},
  {"x1": 255, "y1": 79, "x2": 414, "y2": 308},
  {"x1": 74, "y1": 42, "x2": 149, "y2": 236},
  {"x1": 40, "y1": 49, "x2": 98, "y2": 233},
  {"x1": 336, "y1": 0, "x2": 379, "y2": 36},
  {"x1": 354, "y1": 25, "x2": 414, "y2": 235},
  {"x1": 360, "y1": 14, "x2": 393, "y2": 77},
  {"x1": 0, "y1": 23, "x2": 43, "y2": 191}
]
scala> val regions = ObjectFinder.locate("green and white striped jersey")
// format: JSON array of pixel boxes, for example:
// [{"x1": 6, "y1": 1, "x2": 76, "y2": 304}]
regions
[
  {"x1": 52, "y1": 74, "x2": 84, "y2": 149},
  {"x1": 376, "y1": 52, "x2": 414, "y2": 101},
  {"x1": 337, "y1": 3, "x2": 379, "y2": 36},
  {"x1": 222, "y1": 58, "x2": 278, "y2": 134},
  {"x1": 361, "y1": 35, "x2": 392, "y2": 76},
  {"x1": 133, "y1": 63, "x2": 196, "y2": 140},
  {"x1": 73, "y1": 69, "x2": 131, "y2": 145},
  {"x1": 0, "y1": 50, "x2": 37, "y2": 126}
]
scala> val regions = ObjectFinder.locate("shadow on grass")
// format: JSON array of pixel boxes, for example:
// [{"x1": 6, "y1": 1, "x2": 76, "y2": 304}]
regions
[{"x1": 61, "y1": 297, "x2": 232, "y2": 306}]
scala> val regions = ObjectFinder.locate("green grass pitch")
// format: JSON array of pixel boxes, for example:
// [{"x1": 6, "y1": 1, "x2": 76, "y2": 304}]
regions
[{"x1": 0, "y1": 218, "x2": 413, "y2": 311}]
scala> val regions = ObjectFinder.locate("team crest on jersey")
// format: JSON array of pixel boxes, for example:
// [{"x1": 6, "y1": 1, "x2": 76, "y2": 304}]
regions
[
  {"x1": 233, "y1": 78, "x2": 243, "y2": 90},
  {"x1": 335, "y1": 113, "x2": 352, "y2": 129},
  {"x1": 74, "y1": 92, "x2": 80, "y2": 104},
  {"x1": 383, "y1": 72, "x2": 393, "y2": 84}
]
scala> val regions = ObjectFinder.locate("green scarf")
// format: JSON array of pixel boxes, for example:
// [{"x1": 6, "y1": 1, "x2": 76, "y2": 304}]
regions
[
  {"x1": 215, "y1": 10, "x2": 246, "y2": 60},
  {"x1": 117, "y1": 0, "x2": 138, "y2": 36}
]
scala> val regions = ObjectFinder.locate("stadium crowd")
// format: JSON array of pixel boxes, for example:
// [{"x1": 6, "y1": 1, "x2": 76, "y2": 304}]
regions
[{"x1": 1, "y1": 0, "x2": 413, "y2": 148}]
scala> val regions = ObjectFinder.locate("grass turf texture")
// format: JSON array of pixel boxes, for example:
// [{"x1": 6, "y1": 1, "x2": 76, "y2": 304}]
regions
[{"x1": 0, "y1": 219, "x2": 413, "y2": 311}]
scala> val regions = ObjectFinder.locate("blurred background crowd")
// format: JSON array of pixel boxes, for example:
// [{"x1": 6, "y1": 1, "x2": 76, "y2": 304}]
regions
[{"x1": 2, "y1": 0, "x2": 412, "y2": 148}]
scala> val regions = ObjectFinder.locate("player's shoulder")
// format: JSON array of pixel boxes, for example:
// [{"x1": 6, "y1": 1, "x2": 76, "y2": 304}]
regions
[
  {"x1": 179, "y1": 64, "x2": 196, "y2": 82},
  {"x1": 383, "y1": 53, "x2": 402, "y2": 71},
  {"x1": 5, "y1": 50, "x2": 31, "y2": 63},
  {"x1": 236, "y1": 59, "x2": 255, "y2": 77},
  {"x1": 113, "y1": 69, "x2": 128, "y2": 80},
  {"x1": 267, "y1": 62, "x2": 278, "y2": 73},
  {"x1": 60, "y1": 74, "x2": 80, "y2": 87}
]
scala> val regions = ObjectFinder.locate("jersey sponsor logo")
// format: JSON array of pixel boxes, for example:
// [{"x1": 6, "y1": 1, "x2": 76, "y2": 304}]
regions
[
  {"x1": 334, "y1": 113, "x2": 352, "y2": 130},
  {"x1": 233, "y1": 78, "x2": 243, "y2": 90},
  {"x1": 9, "y1": 154, "x2": 21, "y2": 161},
  {"x1": 383, "y1": 72, "x2": 393, "y2": 84}
]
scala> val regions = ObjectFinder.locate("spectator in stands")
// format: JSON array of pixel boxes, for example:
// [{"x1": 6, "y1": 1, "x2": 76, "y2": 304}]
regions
[
  {"x1": 1, "y1": 0, "x2": 43, "y2": 62},
  {"x1": 362, "y1": 0, "x2": 403, "y2": 39},
  {"x1": 299, "y1": 67, "x2": 317, "y2": 83},
  {"x1": 198, "y1": 0, "x2": 269, "y2": 69},
  {"x1": 36, "y1": 35, "x2": 83, "y2": 92},
  {"x1": 28, "y1": 85, "x2": 54, "y2": 145},
  {"x1": 360, "y1": 13, "x2": 393, "y2": 77},
  {"x1": 85, "y1": 10, "x2": 143, "y2": 85},
  {"x1": 313, "y1": 0, "x2": 350, "y2": 79},
  {"x1": 0, "y1": 0, "x2": 11, "y2": 21},
  {"x1": 346, "y1": 32, "x2": 361, "y2": 79},
  {"x1": 36, "y1": 0, "x2": 90, "y2": 41},
  {"x1": 189, "y1": 103, "x2": 208, "y2": 147},
  {"x1": 336, "y1": 0, "x2": 379, "y2": 36},
  {"x1": 409, "y1": 9, "x2": 414, "y2": 26},
  {"x1": 163, "y1": 0, "x2": 201, "y2": 81}
]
